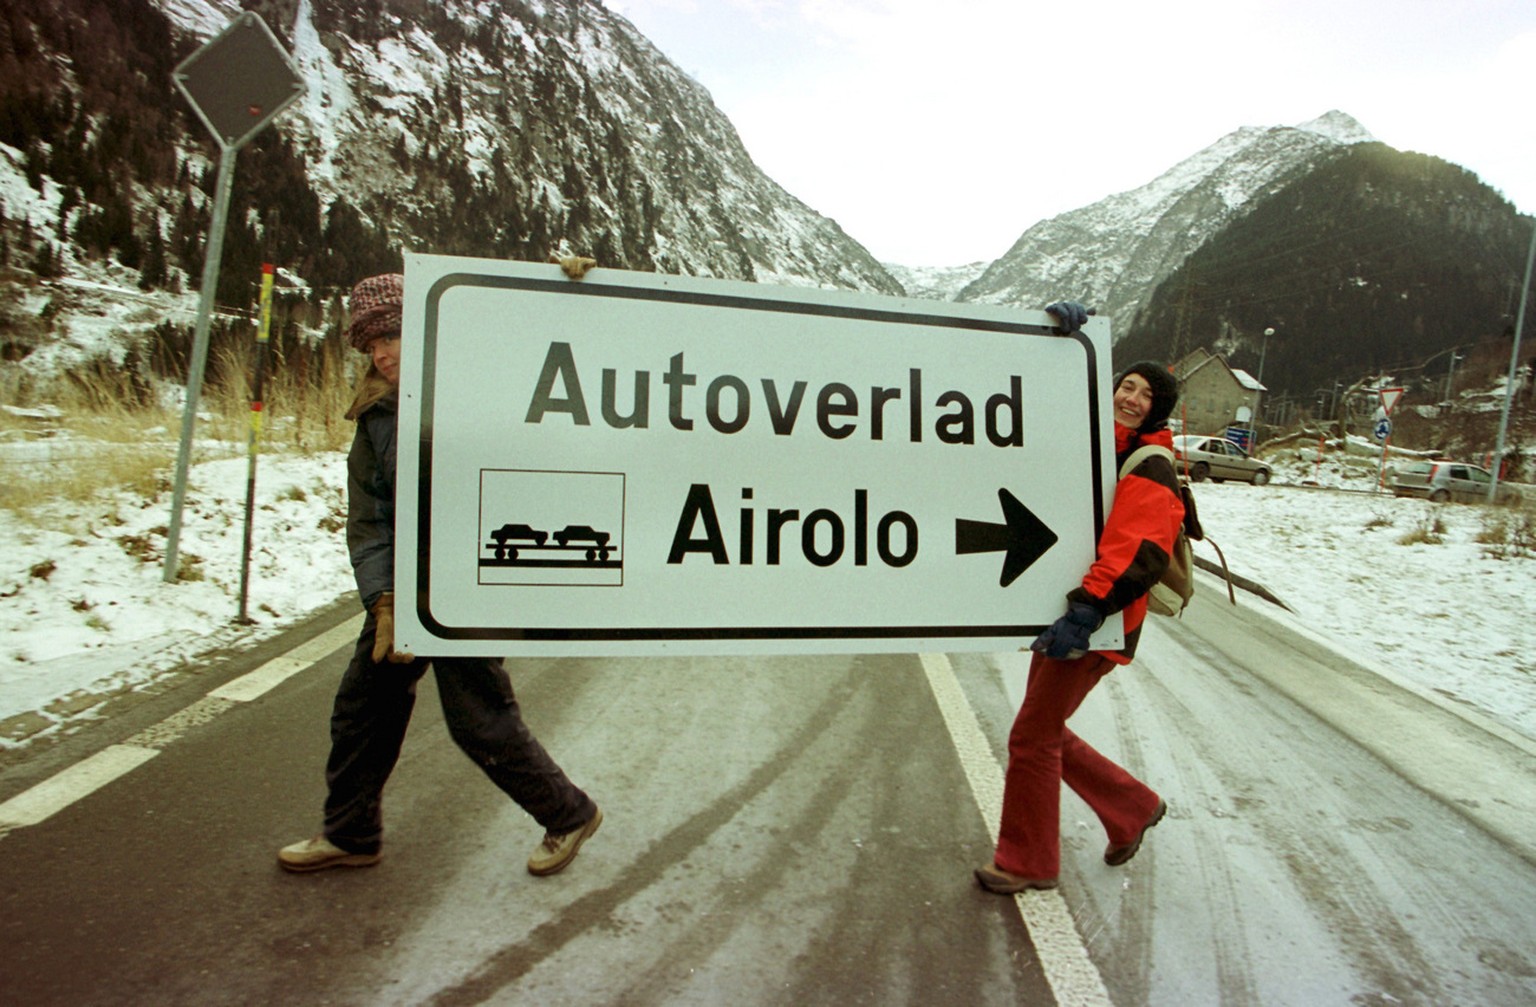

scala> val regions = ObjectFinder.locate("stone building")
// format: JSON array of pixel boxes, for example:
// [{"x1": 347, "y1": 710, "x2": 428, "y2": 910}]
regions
[{"x1": 1171, "y1": 349, "x2": 1266, "y2": 437}]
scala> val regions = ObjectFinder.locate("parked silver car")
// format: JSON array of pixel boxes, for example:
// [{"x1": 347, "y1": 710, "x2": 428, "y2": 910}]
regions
[
  {"x1": 1171, "y1": 435, "x2": 1272, "y2": 485},
  {"x1": 1390, "y1": 461, "x2": 1522, "y2": 505}
]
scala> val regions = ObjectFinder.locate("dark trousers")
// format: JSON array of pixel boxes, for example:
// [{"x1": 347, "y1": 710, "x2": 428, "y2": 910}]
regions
[
  {"x1": 994, "y1": 652, "x2": 1160, "y2": 879},
  {"x1": 322, "y1": 616, "x2": 595, "y2": 854}
]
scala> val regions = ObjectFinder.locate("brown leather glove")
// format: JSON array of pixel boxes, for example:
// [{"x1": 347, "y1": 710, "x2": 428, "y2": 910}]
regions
[
  {"x1": 554, "y1": 254, "x2": 597, "y2": 280},
  {"x1": 370, "y1": 592, "x2": 415, "y2": 664}
]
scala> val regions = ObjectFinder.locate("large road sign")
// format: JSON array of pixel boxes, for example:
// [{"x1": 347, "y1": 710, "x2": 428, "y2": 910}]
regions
[{"x1": 394, "y1": 254, "x2": 1122, "y2": 656}]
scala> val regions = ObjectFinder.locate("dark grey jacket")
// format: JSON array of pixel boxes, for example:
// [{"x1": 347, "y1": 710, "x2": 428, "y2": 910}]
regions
[{"x1": 346, "y1": 388, "x2": 398, "y2": 611}]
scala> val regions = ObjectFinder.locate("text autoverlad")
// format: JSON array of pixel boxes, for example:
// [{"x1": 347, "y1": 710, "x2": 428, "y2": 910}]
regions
[{"x1": 524, "y1": 342, "x2": 1027, "y2": 448}]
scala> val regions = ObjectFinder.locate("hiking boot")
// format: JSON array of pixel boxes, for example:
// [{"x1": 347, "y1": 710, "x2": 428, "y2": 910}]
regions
[
  {"x1": 1105, "y1": 800, "x2": 1167, "y2": 866},
  {"x1": 528, "y1": 806, "x2": 603, "y2": 876},
  {"x1": 974, "y1": 863, "x2": 1058, "y2": 894},
  {"x1": 278, "y1": 835, "x2": 381, "y2": 873}
]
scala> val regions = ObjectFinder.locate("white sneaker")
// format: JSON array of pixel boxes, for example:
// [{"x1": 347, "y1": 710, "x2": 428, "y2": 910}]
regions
[
  {"x1": 278, "y1": 835, "x2": 381, "y2": 873},
  {"x1": 527, "y1": 807, "x2": 603, "y2": 876}
]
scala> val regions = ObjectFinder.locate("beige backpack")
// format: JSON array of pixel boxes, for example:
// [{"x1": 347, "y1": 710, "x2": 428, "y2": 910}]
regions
[{"x1": 1118, "y1": 445, "x2": 1234, "y2": 617}]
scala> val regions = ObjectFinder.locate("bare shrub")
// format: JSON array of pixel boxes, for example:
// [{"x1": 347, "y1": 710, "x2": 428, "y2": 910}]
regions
[
  {"x1": 1397, "y1": 511, "x2": 1447, "y2": 546},
  {"x1": 1479, "y1": 506, "x2": 1536, "y2": 560}
]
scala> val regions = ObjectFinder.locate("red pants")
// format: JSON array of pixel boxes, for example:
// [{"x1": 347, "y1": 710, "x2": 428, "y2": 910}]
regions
[{"x1": 994, "y1": 651, "x2": 1161, "y2": 879}]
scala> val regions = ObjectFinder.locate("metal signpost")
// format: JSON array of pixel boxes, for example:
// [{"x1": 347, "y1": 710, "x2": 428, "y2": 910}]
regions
[
  {"x1": 1489, "y1": 221, "x2": 1535, "y2": 503},
  {"x1": 237, "y1": 263, "x2": 276, "y2": 622},
  {"x1": 1375, "y1": 386, "x2": 1404, "y2": 490},
  {"x1": 162, "y1": 13, "x2": 305, "y2": 582},
  {"x1": 394, "y1": 254, "x2": 1122, "y2": 656}
]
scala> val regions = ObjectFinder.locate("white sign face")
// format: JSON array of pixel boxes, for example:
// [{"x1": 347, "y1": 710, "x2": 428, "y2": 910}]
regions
[{"x1": 394, "y1": 254, "x2": 1122, "y2": 656}]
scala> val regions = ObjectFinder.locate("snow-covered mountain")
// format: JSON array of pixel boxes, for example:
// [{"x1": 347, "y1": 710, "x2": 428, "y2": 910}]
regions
[
  {"x1": 158, "y1": 0, "x2": 901, "y2": 293},
  {"x1": 881, "y1": 261, "x2": 987, "y2": 302},
  {"x1": 0, "y1": 0, "x2": 1519, "y2": 404},
  {"x1": 956, "y1": 111, "x2": 1377, "y2": 333}
]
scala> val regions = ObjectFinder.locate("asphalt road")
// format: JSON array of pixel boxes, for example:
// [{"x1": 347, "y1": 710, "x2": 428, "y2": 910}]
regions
[{"x1": 1, "y1": 582, "x2": 1533, "y2": 1006}]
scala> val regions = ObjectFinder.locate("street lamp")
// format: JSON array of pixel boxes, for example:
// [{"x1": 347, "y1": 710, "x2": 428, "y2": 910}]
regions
[
  {"x1": 1444, "y1": 351, "x2": 1463, "y2": 403},
  {"x1": 1253, "y1": 327, "x2": 1275, "y2": 445}
]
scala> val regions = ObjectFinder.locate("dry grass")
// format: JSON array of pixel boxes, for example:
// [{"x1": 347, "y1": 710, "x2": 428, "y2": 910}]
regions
[
  {"x1": 1478, "y1": 506, "x2": 1536, "y2": 559},
  {"x1": 1, "y1": 352, "x2": 358, "y2": 515},
  {"x1": 1, "y1": 378, "x2": 178, "y2": 512},
  {"x1": 1396, "y1": 511, "x2": 1448, "y2": 546},
  {"x1": 231, "y1": 342, "x2": 359, "y2": 454}
]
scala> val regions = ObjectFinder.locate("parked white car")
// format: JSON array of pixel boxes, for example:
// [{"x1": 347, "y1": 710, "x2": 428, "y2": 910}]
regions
[
  {"x1": 1390, "y1": 461, "x2": 1522, "y2": 505},
  {"x1": 1171, "y1": 435, "x2": 1272, "y2": 485}
]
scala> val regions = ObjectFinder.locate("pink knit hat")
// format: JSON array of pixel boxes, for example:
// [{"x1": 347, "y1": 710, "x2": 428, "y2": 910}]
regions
[{"x1": 346, "y1": 273, "x2": 403, "y2": 351}]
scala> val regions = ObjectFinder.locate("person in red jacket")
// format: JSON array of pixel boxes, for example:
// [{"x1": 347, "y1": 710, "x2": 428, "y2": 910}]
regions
[{"x1": 977, "y1": 317, "x2": 1185, "y2": 894}]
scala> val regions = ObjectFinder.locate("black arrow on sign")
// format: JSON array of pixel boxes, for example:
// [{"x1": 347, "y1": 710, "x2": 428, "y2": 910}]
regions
[{"x1": 955, "y1": 489, "x2": 1059, "y2": 588}]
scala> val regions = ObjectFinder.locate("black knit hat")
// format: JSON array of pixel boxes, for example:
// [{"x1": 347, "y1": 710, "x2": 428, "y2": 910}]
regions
[{"x1": 1114, "y1": 361, "x2": 1180, "y2": 432}]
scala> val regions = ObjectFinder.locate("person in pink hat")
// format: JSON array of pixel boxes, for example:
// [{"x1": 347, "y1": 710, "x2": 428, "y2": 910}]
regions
[{"x1": 278, "y1": 272, "x2": 602, "y2": 877}]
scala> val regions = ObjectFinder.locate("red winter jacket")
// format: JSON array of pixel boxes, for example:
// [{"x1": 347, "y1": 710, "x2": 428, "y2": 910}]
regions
[{"x1": 1066, "y1": 424, "x2": 1185, "y2": 664}]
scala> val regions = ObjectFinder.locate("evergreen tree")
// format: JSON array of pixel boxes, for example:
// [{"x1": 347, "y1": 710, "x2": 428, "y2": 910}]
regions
[
  {"x1": 23, "y1": 140, "x2": 44, "y2": 190},
  {"x1": 138, "y1": 215, "x2": 168, "y2": 288},
  {"x1": 30, "y1": 240, "x2": 60, "y2": 278}
]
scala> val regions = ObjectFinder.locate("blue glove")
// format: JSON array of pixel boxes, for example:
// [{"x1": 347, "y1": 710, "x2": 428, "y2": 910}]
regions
[
  {"x1": 1030, "y1": 602, "x2": 1104, "y2": 659},
  {"x1": 1044, "y1": 301, "x2": 1090, "y2": 333}
]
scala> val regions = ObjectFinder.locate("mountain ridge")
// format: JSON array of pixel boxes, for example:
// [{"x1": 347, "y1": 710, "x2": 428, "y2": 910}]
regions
[
  {"x1": 0, "y1": 0, "x2": 1529, "y2": 417},
  {"x1": 955, "y1": 111, "x2": 1378, "y2": 334}
]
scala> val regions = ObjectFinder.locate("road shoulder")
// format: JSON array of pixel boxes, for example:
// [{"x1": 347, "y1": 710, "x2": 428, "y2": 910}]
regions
[{"x1": 1200, "y1": 571, "x2": 1536, "y2": 867}]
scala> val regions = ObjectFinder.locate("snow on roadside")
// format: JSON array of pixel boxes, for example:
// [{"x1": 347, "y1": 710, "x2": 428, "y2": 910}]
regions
[
  {"x1": 1, "y1": 450, "x2": 354, "y2": 739},
  {"x1": 1190, "y1": 477, "x2": 1534, "y2": 740}
]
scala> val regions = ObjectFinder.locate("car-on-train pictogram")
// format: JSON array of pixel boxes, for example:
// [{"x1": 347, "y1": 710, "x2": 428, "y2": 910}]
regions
[{"x1": 486, "y1": 522, "x2": 614, "y2": 563}]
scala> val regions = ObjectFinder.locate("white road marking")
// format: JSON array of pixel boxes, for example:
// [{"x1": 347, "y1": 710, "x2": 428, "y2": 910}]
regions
[
  {"x1": 0, "y1": 744, "x2": 158, "y2": 832},
  {"x1": 209, "y1": 615, "x2": 362, "y2": 702},
  {"x1": 920, "y1": 652, "x2": 1113, "y2": 1007},
  {"x1": 0, "y1": 615, "x2": 362, "y2": 837},
  {"x1": 125, "y1": 696, "x2": 237, "y2": 749}
]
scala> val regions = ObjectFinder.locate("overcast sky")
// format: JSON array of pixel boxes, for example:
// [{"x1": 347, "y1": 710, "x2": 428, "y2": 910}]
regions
[{"x1": 605, "y1": 0, "x2": 1536, "y2": 268}]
